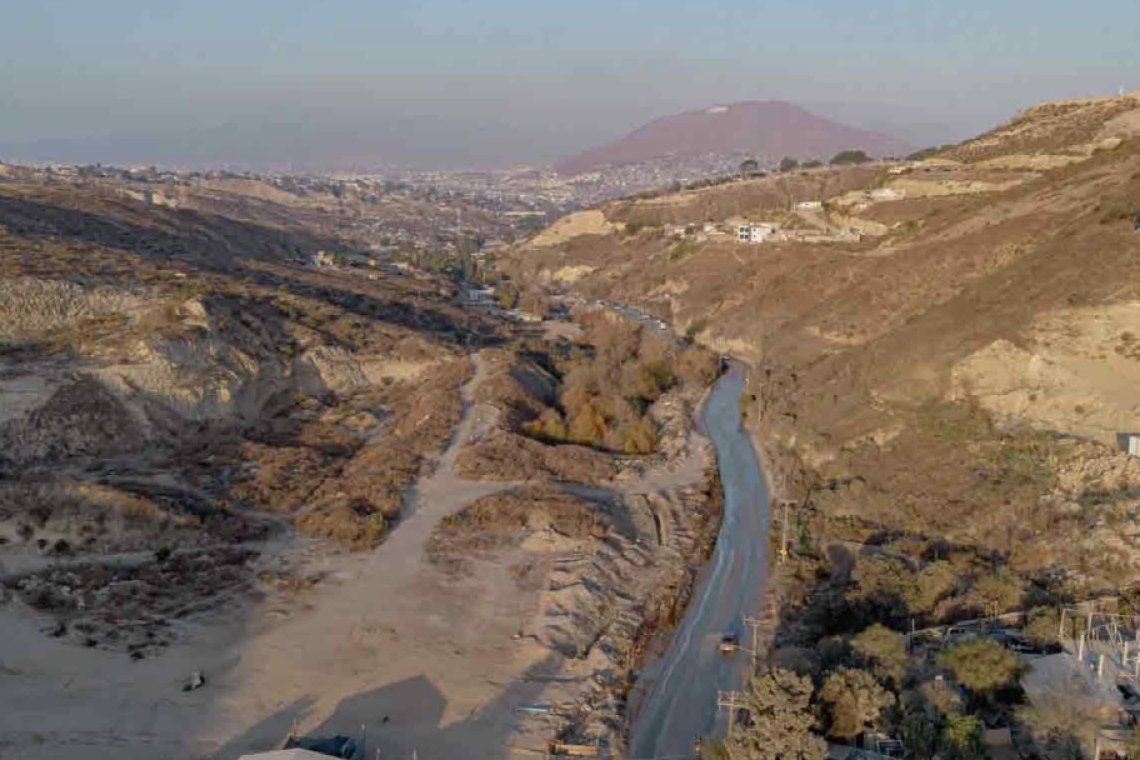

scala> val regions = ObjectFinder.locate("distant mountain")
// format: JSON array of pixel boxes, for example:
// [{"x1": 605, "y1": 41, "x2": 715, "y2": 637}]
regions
[{"x1": 554, "y1": 101, "x2": 912, "y2": 175}]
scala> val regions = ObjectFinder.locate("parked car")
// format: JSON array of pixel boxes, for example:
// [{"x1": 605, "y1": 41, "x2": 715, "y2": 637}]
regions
[{"x1": 1001, "y1": 635, "x2": 1062, "y2": 655}]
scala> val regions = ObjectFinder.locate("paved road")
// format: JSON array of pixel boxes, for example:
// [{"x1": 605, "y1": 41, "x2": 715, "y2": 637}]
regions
[{"x1": 629, "y1": 363, "x2": 771, "y2": 760}]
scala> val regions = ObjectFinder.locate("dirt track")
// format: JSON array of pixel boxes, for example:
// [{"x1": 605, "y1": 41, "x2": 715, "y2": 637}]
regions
[{"x1": 0, "y1": 347, "x2": 716, "y2": 759}]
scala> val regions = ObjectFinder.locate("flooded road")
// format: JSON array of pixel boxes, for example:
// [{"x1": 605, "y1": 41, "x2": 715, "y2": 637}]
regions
[{"x1": 629, "y1": 363, "x2": 771, "y2": 759}]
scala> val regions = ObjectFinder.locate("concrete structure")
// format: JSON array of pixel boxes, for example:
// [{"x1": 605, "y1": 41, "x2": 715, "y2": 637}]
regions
[
  {"x1": 1118, "y1": 433, "x2": 1140, "y2": 457},
  {"x1": 796, "y1": 200, "x2": 823, "y2": 211},
  {"x1": 736, "y1": 223, "x2": 776, "y2": 244},
  {"x1": 462, "y1": 286, "x2": 495, "y2": 303}
]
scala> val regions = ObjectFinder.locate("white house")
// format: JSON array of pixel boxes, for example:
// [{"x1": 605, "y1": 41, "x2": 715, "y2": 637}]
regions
[
  {"x1": 311, "y1": 251, "x2": 335, "y2": 268},
  {"x1": 1119, "y1": 433, "x2": 1140, "y2": 457},
  {"x1": 796, "y1": 201, "x2": 823, "y2": 211},
  {"x1": 463, "y1": 286, "x2": 494, "y2": 303},
  {"x1": 737, "y1": 223, "x2": 776, "y2": 244}
]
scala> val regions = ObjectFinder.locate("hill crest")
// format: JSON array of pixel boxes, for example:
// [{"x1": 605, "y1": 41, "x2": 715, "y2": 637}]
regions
[{"x1": 555, "y1": 100, "x2": 911, "y2": 175}]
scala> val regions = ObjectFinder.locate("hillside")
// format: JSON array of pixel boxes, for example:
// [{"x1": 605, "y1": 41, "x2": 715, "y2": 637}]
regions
[
  {"x1": 555, "y1": 101, "x2": 911, "y2": 176},
  {"x1": 0, "y1": 171, "x2": 732, "y2": 759},
  {"x1": 509, "y1": 92, "x2": 1140, "y2": 604}
]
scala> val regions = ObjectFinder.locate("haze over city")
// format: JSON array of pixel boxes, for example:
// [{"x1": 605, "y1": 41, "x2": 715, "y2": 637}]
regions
[
  {"x1": 6, "y1": 0, "x2": 1140, "y2": 759},
  {"x1": 3, "y1": 0, "x2": 1138, "y2": 169}
]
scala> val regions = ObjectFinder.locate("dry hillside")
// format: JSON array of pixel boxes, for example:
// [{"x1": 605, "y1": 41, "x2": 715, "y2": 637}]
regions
[
  {"x1": 0, "y1": 173, "x2": 730, "y2": 760},
  {"x1": 0, "y1": 177, "x2": 505, "y2": 653},
  {"x1": 507, "y1": 92, "x2": 1140, "y2": 602}
]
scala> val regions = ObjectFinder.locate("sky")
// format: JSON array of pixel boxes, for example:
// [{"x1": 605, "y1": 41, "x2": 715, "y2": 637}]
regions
[{"x1": 1, "y1": 0, "x2": 1138, "y2": 169}]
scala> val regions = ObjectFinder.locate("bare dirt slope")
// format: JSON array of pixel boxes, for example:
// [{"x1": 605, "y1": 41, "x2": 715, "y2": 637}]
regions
[
  {"x1": 0, "y1": 176, "x2": 726, "y2": 759},
  {"x1": 508, "y1": 92, "x2": 1140, "y2": 597},
  {"x1": 0, "y1": 348, "x2": 718, "y2": 760}
]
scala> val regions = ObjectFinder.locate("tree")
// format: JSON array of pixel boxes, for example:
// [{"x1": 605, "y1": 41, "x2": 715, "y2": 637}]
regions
[
  {"x1": 912, "y1": 561, "x2": 960, "y2": 615},
  {"x1": 852, "y1": 624, "x2": 909, "y2": 687},
  {"x1": 920, "y1": 679, "x2": 964, "y2": 717},
  {"x1": 830, "y1": 150, "x2": 871, "y2": 166},
  {"x1": 802, "y1": 159, "x2": 823, "y2": 169},
  {"x1": 849, "y1": 555, "x2": 916, "y2": 620},
  {"x1": 972, "y1": 571, "x2": 1024, "y2": 617},
  {"x1": 940, "y1": 639, "x2": 1023, "y2": 695},
  {"x1": 497, "y1": 282, "x2": 520, "y2": 310},
  {"x1": 727, "y1": 669, "x2": 827, "y2": 760},
  {"x1": 906, "y1": 146, "x2": 942, "y2": 162},
  {"x1": 899, "y1": 706, "x2": 940, "y2": 760},
  {"x1": 1023, "y1": 607, "x2": 1063, "y2": 646},
  {"x1": 779, "y1": 157, "x2": 799, "y2": 173},
  {"x1": 819, "y1": 667, "x2": 895, "y2": 740},
  {"x1": 740, "y1": 158, "x2": 760, "y2": 176},
  {"x1": 940, "y1": 714, "x2": 985, "y2": 760}
]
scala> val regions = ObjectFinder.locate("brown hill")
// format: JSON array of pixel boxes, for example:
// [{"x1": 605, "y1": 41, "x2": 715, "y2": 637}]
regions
[
  {"x1": 555, "y1": 101, "x2": 911, "y2": 175},
  {"x1": 510, "y1": 92, "x2": 1140, "y2": 601}
]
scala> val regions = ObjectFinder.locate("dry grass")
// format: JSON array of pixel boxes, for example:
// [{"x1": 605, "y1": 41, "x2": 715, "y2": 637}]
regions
[
  {"x1": 505, "y1": 99, "x2": 1140, "y2": 599},
  {"x1": 0, "y1": 176, "x2": 497, "y2": 562},
  {"x1": 427, "y1": 486, "x2": 605, "y2": 568}
]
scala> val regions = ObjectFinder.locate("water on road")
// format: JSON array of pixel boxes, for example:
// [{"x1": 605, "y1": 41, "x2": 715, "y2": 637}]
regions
[{"x1": 629, "y1": 363, "x2": 771, "y2": 759}]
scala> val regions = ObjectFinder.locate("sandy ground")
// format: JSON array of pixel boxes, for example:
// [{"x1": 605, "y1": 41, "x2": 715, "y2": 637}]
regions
[
  {"x1": 527, "y1": 211, "x2": 616, "y2": 249},
  {"x1": 0, "y1": 350, "x2": 712, "y2": 760},
  {"x1": 950, "y1": 301, "x2": 1140, "y2": 445}
]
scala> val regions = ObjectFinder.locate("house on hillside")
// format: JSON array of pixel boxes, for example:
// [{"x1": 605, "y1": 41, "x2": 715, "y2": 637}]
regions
[
  {"x1": 796, "y1": 200, "x2": 823, "y2": 211},
  {"x1": 1118, "y1": 433, "x2": 1140, "y2": 457},
  {"x1": 311, "y1": 251, "x2": 335, "y2": 268},
  {"x1": 460, "y1": 287, "x2": 497, "y2": 309},
  {"x1": 737, "y1": 223, "x2": 776, "y2": 244}
]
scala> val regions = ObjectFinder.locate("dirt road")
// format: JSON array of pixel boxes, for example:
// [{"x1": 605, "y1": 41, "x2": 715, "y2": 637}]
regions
[{"x1": 629, "y1": 363, "x2": 771, "y2": 759}]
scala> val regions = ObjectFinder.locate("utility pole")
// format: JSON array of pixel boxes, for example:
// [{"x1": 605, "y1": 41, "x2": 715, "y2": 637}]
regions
[
  {"x1": 743, "y1": 616, "x2": 763, "y2": 674},
  {"x1": 717, "y1": 690, "x2": 748, "y2": 741},
  {"x1": 778, "y1": 500, "x2": 794, "y2": 563}
]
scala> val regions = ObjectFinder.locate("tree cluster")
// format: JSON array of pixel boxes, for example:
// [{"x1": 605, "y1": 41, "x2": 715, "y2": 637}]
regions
[{"x1": 523, "y1": 317, "x2": 719, "y2": 454}]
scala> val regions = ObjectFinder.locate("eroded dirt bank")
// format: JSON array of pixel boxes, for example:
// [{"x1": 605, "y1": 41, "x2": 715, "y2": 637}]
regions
[{"x1": 0, "y1": 348, "x2": 721, "y2": 760}]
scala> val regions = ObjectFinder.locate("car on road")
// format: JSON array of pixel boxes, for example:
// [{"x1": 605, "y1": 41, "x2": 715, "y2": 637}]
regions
[{"x1": 719, "y1": 633, "x2": 738, "y2": 654}]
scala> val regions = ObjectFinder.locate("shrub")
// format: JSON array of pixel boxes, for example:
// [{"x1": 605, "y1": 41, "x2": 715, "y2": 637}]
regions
[
  {"x1": 1022, "y1": 607, "x2": 1062, "y2": 645},
  {"x1": 669, "y1": 240, "x2": 699, "y2": 261},
  {"x1": 728, "y1": 669, "x2": 827, "y2": 760},
  {"x1": 940, "y1": 639, "x2": 1023, "y2": 694},
  {"x1": 940, "y1": 714, "x2": 985, "y2": 760},
  {"x1": 830, "y1": 150, "x2": 871, "y2": 166},
  {"x1": 852, "y1": 624, "x2": 909, "y2": 686},
  {"x1": 820, "y1": 667, "x2": 895, "y2": 739},
  {"x1": 971, "y1": 571, "x2": 1024, "y2": 616},
  {"x1": 524, "y1": 408, "x2": 569, "y2": 443}
]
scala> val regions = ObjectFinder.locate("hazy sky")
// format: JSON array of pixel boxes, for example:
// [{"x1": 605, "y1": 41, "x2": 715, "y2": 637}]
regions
[{"x1": 2, "y1": 0, "x2": 1138, "y2": 169}]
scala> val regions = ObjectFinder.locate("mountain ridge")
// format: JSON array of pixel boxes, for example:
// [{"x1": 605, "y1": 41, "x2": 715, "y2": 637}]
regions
[{"x1": 555, "y1": 100, "x2": 912, "y2": 175}]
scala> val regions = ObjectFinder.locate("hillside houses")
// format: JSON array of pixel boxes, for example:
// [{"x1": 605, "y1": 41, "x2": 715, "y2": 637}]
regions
[{"x1": 737, "y1": 222, "x2": 778, "y2": 243}]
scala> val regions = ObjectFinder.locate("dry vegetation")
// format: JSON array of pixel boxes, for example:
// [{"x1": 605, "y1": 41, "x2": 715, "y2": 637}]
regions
[
  {"x1": 521, "y1": 313, "x2": 718, "y2": 454},
  {"x1": 0, "y1": 176, "x2": 504, "y2": 650},
  {"x1": 507, "y1": 95, "x2": 1140, "y2": 597},
  {"x1": 427, "y1": 486, "x2": 607, "y2": 572},
  {"x1": 507, "y1": 95, "x2": 1140, "y2": 748},
  {"x1": 454, "y1": 312, "x2": 719, "y2": 484}
]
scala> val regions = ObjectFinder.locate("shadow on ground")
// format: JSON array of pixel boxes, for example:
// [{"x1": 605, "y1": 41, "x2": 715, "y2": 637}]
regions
[{"x1": 212, "y1": 654, "x2": 564, "y2": 760}]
